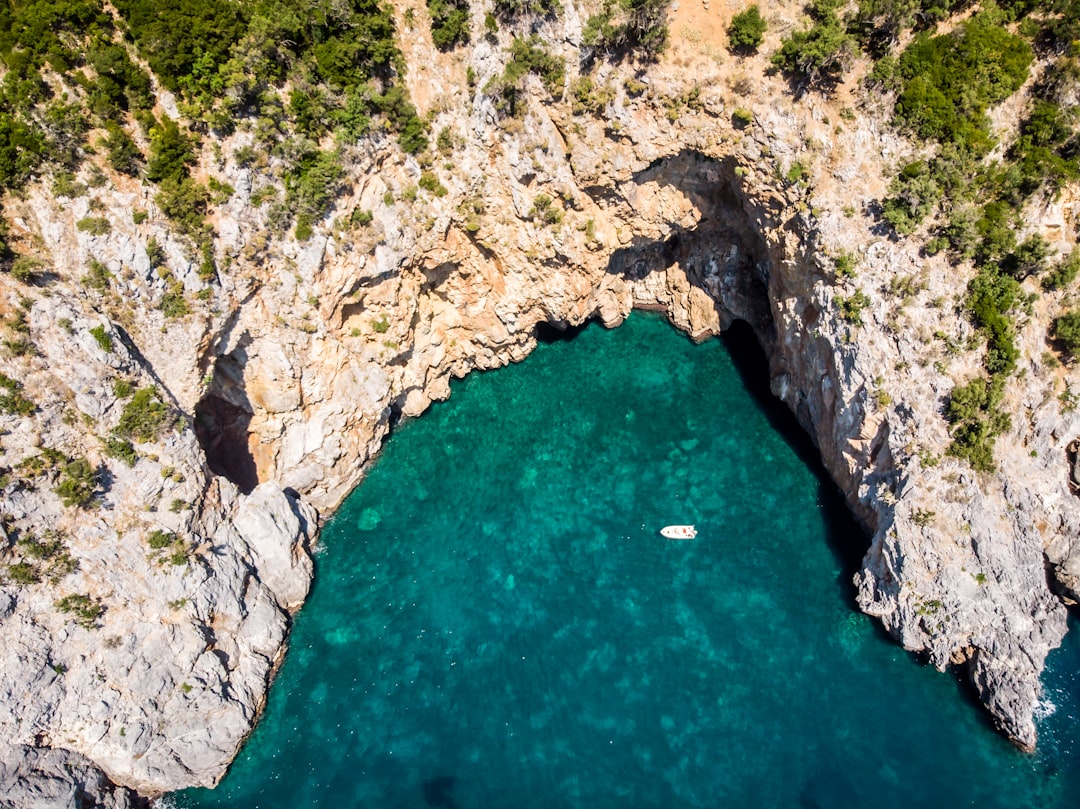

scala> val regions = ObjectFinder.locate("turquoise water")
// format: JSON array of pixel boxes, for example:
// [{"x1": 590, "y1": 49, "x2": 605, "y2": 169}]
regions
[{"x1": 174, "y1": 313, "x2": 1080, "y2": 809}]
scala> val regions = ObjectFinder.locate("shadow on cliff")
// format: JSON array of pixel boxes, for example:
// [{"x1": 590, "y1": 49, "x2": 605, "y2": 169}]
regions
[
  {"x1": 722, "y1": 320, "x2": 869, "y2": 604},
  {"x1": 194, "y1": 332, "x2": 260, "y2": 495}
]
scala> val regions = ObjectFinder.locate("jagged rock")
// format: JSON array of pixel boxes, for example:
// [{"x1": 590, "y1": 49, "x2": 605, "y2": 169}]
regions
[{"x1": 1, "y1": 1, "x2": 1078, "y2": 800}]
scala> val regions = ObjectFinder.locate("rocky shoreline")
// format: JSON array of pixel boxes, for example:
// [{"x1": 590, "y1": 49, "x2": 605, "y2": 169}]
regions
[{"x1": 1, "y1": 4, "x2": 1078, "y2": 804}]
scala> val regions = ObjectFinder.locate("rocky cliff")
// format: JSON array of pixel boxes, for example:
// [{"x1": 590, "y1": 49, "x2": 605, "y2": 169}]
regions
[{"x1": 1, "y1": 1, "x2": 1078, "y2": 803}]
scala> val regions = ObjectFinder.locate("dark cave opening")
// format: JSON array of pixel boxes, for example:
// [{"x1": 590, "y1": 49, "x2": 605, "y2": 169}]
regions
[{"x1": 194, "y1": 394, "x2": 258, "y2": 495}]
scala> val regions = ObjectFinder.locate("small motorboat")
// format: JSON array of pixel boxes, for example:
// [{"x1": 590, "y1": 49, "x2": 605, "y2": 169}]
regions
[{"x1": 661, "y1": 525, "x2": 697, "y2": 540}]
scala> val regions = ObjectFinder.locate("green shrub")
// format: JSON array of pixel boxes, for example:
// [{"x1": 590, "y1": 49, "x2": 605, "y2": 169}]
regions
[
  {"x1": 771, "y1": 0, "x2": 856, "y2": 89},
  {"x1": 6, "y1": 562, "x2": 40, "y2": 585},
  {"x1": 103, "y1": 122, "x2": 142, "y2": 176},
  {"x1": 583, "y1": 0, "x2": 671, "y2": 58},
  {"x1": 104, "y1": 436, "x2": 137, "y2": 466},
  {"x1": 76, "y1": 217, "x2": 111, "y2": 236},
  {"x1": 1043, "y1": 249, "x2": 1080, "y2": 291},
  {"x1": 893, "y1": 11, "x2": 1032, "y2": 153},
  {"x1": 1052, "y1": 310, "x2": 1080, "y2": 361},
  {"x1": 835, "y1": 289, "x2": 870, "y2": 325},
  {"x1": 881, "y1": 161, "x2": 941, "y2": 235},
  {"x1": 9, "y1": 256, "x2": 44, "y2": 283},
  {"x1": 486, "y1": 36, "x2": 566, "y2": 116},
  {"x1": 967, "y1": 268, "x2": 1021, "y2": 376},
  {"x1": 83, "y1": 259, "x2": 112, "y2": 290},
  {"x1": 54, "y1": 457, "x2": 99, "y2": 509},
  {"x1": 419, "y1": 171, "x2": 448, "y2": 197},
  {"x1": 528, "y1": 193, "x2": 563, "y2": 226},
  {"x1": 428, "y1": 0, "x2": 470, "y2": 50},
  {"x1": 155, "y1": 176, "x2": 210, "y2": 237},
  {"x1": 727, "y1": 5, "x2": 767, "y2": 52},
  {"x1": 0, "y1": 373, "x2": 35, "y2": 415},
  {"x1": 732, "y1": 108, "x2": 753, "y2": 128},
  {"x1": 90, "y1": 325, "x2": 113, "y2": 352},
  {"x1": 944, "y1": 375, "x2": 1010, "y2": 472},
  {"x1": 494, "y1": 0, "x2": 562, "y2": 18},
  {"x1": 146, "y1": 116, "x2": 197, "y2": 184},
  {"x1": 159, "y1": 285, "x2": 190, "y2": 318},
  {"x1": 54, "y1": 592, "x2": 104, "y2": 629},
  {"x1": 116, "y1": 388, "x2": 172, "y2": 442},
  {"x1": 147, "y1": 529, "x2": 175, "y2": 550}
]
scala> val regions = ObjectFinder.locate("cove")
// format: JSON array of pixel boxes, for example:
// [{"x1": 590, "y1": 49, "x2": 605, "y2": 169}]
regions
[{"x1": 172, "y1": 312, "x2": 1080, "y2": 809}]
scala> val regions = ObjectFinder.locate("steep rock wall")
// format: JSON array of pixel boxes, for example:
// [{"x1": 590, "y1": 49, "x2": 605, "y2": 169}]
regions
[{"x1": 0, "y1": 3, "x2": 1078, "y2": 801}]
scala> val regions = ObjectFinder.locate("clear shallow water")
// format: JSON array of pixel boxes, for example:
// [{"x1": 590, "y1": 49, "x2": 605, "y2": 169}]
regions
[{"x1": 174, "y1": 313, "x2": 1080, "y2": 809}]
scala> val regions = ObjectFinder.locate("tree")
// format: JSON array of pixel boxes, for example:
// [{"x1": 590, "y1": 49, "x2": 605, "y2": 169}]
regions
[
  {"x1": 1053, "y1": 311, "x2": 1080, "y2": 361},
  {"x1": 771, "y1": 2, "x2": 856, "y2": 89},
  {"x1": 727, "y1": 5, "x2": 767, "y2": 52}
]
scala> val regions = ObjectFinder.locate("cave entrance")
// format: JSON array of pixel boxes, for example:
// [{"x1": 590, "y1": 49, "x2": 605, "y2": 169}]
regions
[{"x1": 194, "y1": 393, "x2": 258, "y2": 495}]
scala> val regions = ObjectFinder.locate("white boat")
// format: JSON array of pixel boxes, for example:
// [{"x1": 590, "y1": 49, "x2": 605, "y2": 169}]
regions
[{"x1": 661, "y1": 524, "x2": 697, "y2": 540}]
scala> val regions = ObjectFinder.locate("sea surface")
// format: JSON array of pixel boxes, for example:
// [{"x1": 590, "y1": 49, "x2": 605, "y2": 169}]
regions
[{"x1": 173, "y1": 312, "x2": 1080, "y2": 809}]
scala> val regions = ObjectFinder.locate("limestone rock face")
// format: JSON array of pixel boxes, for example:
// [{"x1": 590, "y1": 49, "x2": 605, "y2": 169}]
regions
[{"x1": 1, "y1": 0, "x2": 1078, "y2": 799}]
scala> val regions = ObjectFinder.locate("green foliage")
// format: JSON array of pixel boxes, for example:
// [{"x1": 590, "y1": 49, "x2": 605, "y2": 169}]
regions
[
  {"x1": 8, "y1": 256, "x2": 42, "y2": 283},
  {"x1": 155, "y1": 176, "x2": 210, "y2": 237},
  {"x1": 54, "y1": 457, "x2": 99, "y2": 508},
  {"x1": 76, "y1": 217, "x2": 111, "y2": 236},
  {"x1": 54, "y1": 592, "x2": 104, "y2": 629},
  {"x1": 89, "y1": 324, "x2": 113, "y2": 352},
  {"x1": 967, "y1": 267, "x2": 1021, "y2": 376},
  {"x1": 571, "y1": 76, "x2": 614, "y2": 116},
  {"x1": 583, "y1": 0, "x2": 672, "y2": 58},
  {"x1": 82, "y1": 258, "x2": 112, "y2": 290},
  {"x1": 881, "y1": 160, "x2": 941, "y2": 235},
  {"x1": 494, "y1": 0, "x2": 561, "y2": 18},
  {"x1": 419, "y1": 171, "x2": 449, "y2": 197},
  {"x1": 944, "y1": 375, "x2": 1010, "y2": 472},
  {"x1": 428, "y1": 0, "x2": 470, "y2": 50},
  {"x1": 893, "y1": 11, "x2": 1032, "y2": 153},
  {"x1": 6, "y1": 562, "x2": 40, "y2": 585},
  {"x1": 116, "y1": 387, "x2": 172, "y2": 442},
  {"x1": 771, "y1": 0, "x2": 857, "y2": 89},
  {"x1": 835, "y1": 289, "x2": 870, "y2": 325},
  {"x1": 159, "y1": 284, "x2": 190, "y2": 318},
  {"x1": 486, "y1": 36, "x2": 566, "y2": 116},
  {"x1": 282, "y1": 148, "x2": 345, "y2": 239},
  {"x1": 727, "y1": 5, "x2": 767, "y2": 52},
  {"x1": 146, "y1": 117, "x2": 197, "y2": 184},
  {"x1": 1052, "y1": 310, "x2": 1080, "y2": 361},
  {"x1": 732, "y1": 108, "x2": 753, "y2": 128},
  {"x1": 1042, "y1": 248, "x2": 1080, "y2": 292},
  {"x1": 104, "y1": 436, "x2": 137, "y2": 466},
  {"x1": 833, "y1": 251, "x2": 857, "y2": 278},
  {"x1": 147, "y1": 529, "x2": 175, "y2": 550},
  {"x1": 0, "y1": 373, "x2": 36, "y2": 416},
  {"x1": 528, "y1": 193, "x2": 563, "y2": 226},
  {"x1": 112, "y1": 0, "x2": 248, "y2": 95},
  {"x1": 371, "y1": 86, "x2": 428, "y2": 154},
  {"x1": 113, "y1": 378, "x2": 134, "y2": 398}
]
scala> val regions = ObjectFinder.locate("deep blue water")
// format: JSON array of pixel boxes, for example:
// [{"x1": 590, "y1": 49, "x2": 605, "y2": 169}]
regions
[{"x1": 173, "y1": 313, "x2": 1080, "y2": 809}]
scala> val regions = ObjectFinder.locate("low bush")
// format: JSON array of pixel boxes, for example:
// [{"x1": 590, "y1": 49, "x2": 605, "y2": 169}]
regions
[
  {"x1": 116, "y1": 388, "x2": 172, "y2": 442},
  {"x1": 54, "y1": 457, "x2": 99, "y2": 509},
  {"x1": 727, "y1": 5, "x2": 767, "y2": 52}
]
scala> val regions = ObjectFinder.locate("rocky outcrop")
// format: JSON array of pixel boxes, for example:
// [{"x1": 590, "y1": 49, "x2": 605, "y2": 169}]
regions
[{"x1": 1, "y1": 1, "x2": 1078, "y2": 801}]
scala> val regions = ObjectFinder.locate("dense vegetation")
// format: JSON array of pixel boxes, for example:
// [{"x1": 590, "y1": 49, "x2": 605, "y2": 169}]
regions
[
  {"x1": 765, "y1": 0, "x2": 1080, "y2": 469},
  {"x1": 0, "y1": 0, "x2": 419, "y2": 246},
  {"x1": 727, "y1": 5, "x2": 767, "y2": 52},
  {"x1": 583, "y1": 0, "x2": 673, "y2": 58}
]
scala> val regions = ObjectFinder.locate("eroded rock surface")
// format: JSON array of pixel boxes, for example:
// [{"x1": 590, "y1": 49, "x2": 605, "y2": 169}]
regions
[{"x1": 1, "y1": 1, "x2": 1078, "y2": 801}]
